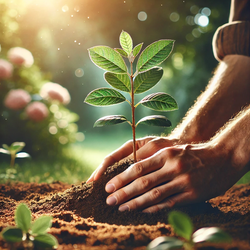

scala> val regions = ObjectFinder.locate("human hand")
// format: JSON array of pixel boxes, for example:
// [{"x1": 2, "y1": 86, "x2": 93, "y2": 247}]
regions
[
  {"x1": 105, "y1": 143, "x2": 247, "y2": 213},
  {"x1": 86, "y1": 136, "x2": 179, "y2": 183}
]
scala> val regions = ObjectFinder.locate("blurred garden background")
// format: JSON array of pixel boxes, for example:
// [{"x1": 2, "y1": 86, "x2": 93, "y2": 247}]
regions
[{"x1": 1, "y1": 0, "x2": 249, "y2": 184}]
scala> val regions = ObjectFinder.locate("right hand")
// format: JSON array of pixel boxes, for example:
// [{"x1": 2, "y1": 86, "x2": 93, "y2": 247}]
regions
[{"x1": 86, "y1": 136, "x2": 179, "y2": 183}]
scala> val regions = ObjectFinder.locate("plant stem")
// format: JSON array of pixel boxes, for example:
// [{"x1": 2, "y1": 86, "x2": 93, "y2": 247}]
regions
[
  {"x1": 130, "y1": 61, "x2": 137, "y2": 163},
  {"x1": 10, "y1": 153, "x2": 15, "y2": 168}
]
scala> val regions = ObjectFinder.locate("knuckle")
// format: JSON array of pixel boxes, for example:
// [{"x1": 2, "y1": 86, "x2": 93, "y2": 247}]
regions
[
  {"x1": 150, "y1": 138, "x2": 166, "y2": 151},
  {"x1": 137, "y1": 176, "x2": 151, "y2": 190},
  {"x1": 128, "y1": 198, "x2": 139, "y2": 210},
  {"x1": 116, "y1": 188, "x2": 129, "y2": 203},
  {"x1": 166, "y1": 198, "x2": 176, "y2": 208},
  {"x1": 149, "y1": 188, "x2": 162, "y2": 201},
  {"x1": 132, "y1": 162, "x2": 144, "y2": 176}
]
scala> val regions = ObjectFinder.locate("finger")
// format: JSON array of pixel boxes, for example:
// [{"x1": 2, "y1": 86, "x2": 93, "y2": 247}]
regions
[
  {"x1": 86, "y1": 168, "x2": 98, "y2": 183},
  {"x1": 118, "y1": 177, "x2": 186, "y2": 212},
  {"x1": 92, "y1": 140, "x2": 135, "y2": 181},
  {"x1": 142, "y1": 191, "x2": 195, "y2": 213},
  {"x1": 127, "y1": 137, "x2": 178, "y2": 161},
  {"x1": 105, "y1": 149, "x2": 167, "y2": 194}
]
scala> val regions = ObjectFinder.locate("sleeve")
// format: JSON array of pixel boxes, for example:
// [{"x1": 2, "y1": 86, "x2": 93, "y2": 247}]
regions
[{"x1": 212, "y1": 0, "x2": 250, "y2": 61}]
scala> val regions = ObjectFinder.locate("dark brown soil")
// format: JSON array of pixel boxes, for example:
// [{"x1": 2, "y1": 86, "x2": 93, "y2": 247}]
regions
[{"x1": 0, "y1": 160, "x2": 250, "y2": 250}]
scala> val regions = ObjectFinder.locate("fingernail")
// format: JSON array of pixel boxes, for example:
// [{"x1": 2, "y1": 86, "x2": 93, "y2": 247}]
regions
[
  {"x1": 119, "y1": 205, "x2": 130, "y2": 212},
  {"x1": 106, "y1": 196, "x2": 117, "y2": 206},
  {"x1": 106, "y1": 183, "x2": 116, "y2": 193}
]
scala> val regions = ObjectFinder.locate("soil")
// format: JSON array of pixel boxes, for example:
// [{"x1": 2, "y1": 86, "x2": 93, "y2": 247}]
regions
[{"x1": 0, "y1": 159, "x2": 250, "y2": 250}]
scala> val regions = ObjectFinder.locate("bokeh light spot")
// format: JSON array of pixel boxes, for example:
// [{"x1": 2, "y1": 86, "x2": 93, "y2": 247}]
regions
[
  {"x1": 76, "y1": 132, "x2": 85, "y2": 142},
  {"x1": 198, "y1": 15, "x2": 209, "y2": 27},
  {"x1": 50, "y1": 104, "x2": 59, "y2": 113},
  {"x1": 75, "y1": 68, "x2": 84, "y2": 77},
  {"x1": 172, "y1": 53, "x2": 184, "y2": 70},
  {"x1": 74, "y1": 6, "x2": 80, "y2": 12},
  {"x1": 169, "y1": 12, "x2": 180, "y2": 22},
  {"x1": 190, "y1": 5, "x2": 199, "y2": 14},
  {"x1": 201, "y1": 7, "x2": 211, "y2": 16},
  {"x1": 59, "y1": 136, "x2": 68, "y2": 144},
  {"x1": 49, "y1": 125, "x2": 58, "y2": 135},
  {"x1": 138, "y1": 11, "x2": 147, "y2": 21},
  {"x1": 62, "y1": 5, "x2": 69, "y2": 12},
  {"x1": 192, "y1": 28, "x2": 201, "y2": 38}
]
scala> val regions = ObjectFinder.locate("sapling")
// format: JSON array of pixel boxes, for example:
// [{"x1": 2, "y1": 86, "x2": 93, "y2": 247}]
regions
[
  {"x1": 147, "y1": 211, "x2": 232, "y2": 250},
  {"x1": 85, "y1": 31, "x2": 178, "y2": 162},
  {"x1": 1, "y1": 203, "x2": 58, "y2": 249},
  {"x1": 0, "y1": 142, "x2": 30, "y2": 167}
]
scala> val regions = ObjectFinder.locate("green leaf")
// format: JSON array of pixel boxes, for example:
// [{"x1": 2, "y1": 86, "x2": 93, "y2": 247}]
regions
[
  {"x1": 84, "y1": 88, "x2": 126, "y2": 106},
  {"x1": 140, "y1": 93, "x2": 178, "y2": 111},
  {"x1": 134, "y1": 67, "x2": 163, "y2": 94},
  {"x1": 104, "y1": 72, "x2": 131, "y2": 93},
  {"x1": 137, "y1": 115, "x2": 171, "y2": 127},
  {"x1": 94, "y1": 115, "x2": 128, "y2": 127},
  {"x1": 15, "y1": 203, "x2": 31, "y2": 233},
  {"x1": 31, "y1": 216, "x2": 53, "y2": 235},
  {"x1": 147, "y1": 236, "x2": 184, "y2": 250},
  {"x1": 133, "y1": 43, "x2": 143, "y2": 57},
  {"x1": 88, "y1": 46, "x2": 127, "y2": 74},
  {"x1": 10, "y1": 142, "x2": 25, "y2": 153},
  {"x1": 115, "y1": 48, "x2": 128, "y2": 57},
  {"x1": 192, "y1": 227, "x2": 232, "y2": 244},
  {"x1": 0, "y1": 148, "x2": 10, "y2": 155},
  {"x1": 119, "y1": 30, "x2": 133, "y2": 55},
  {"x1": 168, "y1": 211, "x2": 193, "y2": 241},
  {"x1": 1, "y1": 227, "x2": 23, "y2": 243},
  {"x1": 137, "y1": 40, "x2": 174, "y2": 73},
  {"x1": 16, "y1": 152, "x2": 30, "y2": 159},
  {"x1": 34, "y1": 234, "x2": 58, "y2": 248},
  {"x1": 2, "y1": 144, "x2": 10, "y2": 151}
]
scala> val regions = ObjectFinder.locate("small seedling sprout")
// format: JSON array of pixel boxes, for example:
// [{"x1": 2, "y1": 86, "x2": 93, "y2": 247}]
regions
[
  {"x1": 147, "y1": 211, "x2": 232, "y2": 250},
  {"x1": 85, "y1": 31, "x2": 178, "y2": 162},
  {"x1": 0, "y1": 142, "x2": 30, "y2": 167},
  {"x1": 1, "y1": 203, "x2": 58, "y2": 249}
]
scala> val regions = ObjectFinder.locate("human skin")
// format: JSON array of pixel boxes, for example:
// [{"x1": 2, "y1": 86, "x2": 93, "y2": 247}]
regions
[{"x1": 87, "y1": 54, "x2": 250, "y2": 212}]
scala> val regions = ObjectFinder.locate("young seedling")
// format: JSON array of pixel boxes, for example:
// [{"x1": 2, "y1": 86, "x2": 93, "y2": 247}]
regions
[
  {"x1": 1, "y1": 203, "x2": 58, "y2": 249},
  {"x1": 147, "y1": 211, "x2": 232, "y2": 250},
  {"x1": 85, "y1": 31, "x2": 178, "y2": 162},
  {"x1": 0, "y1": 142, "x2": 30, "y2": 167}
]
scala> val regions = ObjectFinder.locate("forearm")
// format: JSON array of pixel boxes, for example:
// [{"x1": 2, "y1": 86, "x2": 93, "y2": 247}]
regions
[
  {"x1": 211, "y1": 105, "x2": 250, "y2": 173},
  {"x1": 170, "y1": 55, "x2": 250, "y2": 144}
]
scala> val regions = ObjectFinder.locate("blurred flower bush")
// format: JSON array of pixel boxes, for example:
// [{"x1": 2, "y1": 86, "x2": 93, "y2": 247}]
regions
[{"x1": 0, "y1": 46, "x2": 82, "y2": 159}]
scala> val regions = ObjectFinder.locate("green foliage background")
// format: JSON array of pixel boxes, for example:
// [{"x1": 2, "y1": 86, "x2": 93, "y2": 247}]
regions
[{"x1": 0, "y1": 0, "x2": 230, "y2": 155}]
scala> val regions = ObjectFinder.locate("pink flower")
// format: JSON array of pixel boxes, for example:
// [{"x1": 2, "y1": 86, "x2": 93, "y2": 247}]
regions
[
  {"x1": 4, "y1": 89, "x2": 31, "y2": 110},
  {"x1": 25, "y1": 102, "x2": 49, "y2": 122},
  {"x1": 40, "y1": 82, "x2": 71, "y2": 105},
  {"x1": 7, "y1": 47, "x2": 34, "y2": 67},
  {"x1": 0, "y1": 59, "x2": 13, "y2": 79}
]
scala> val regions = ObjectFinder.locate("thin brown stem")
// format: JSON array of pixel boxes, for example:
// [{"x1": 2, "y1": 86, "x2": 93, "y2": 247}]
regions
[
  {"x1": 130, "y1": 62, "x2": 137, "y2": 162},
  {"x1": 10, "y1": 154, "x2": 15, "y2": 168}
]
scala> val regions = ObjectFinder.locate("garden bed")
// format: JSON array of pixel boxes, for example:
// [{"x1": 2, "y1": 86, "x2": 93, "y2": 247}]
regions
[{"x1": 0, "y1": 160, "x2": 250, "y2": 250}]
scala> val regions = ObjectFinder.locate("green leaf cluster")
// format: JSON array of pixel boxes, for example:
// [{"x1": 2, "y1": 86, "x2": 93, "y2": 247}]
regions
[
  {"x1": 1, "y1": 203, "x2": 58, "y2": 249},
  {"x1": 85, "y1": 30, "x2": 178, "y2": 128},
  {"x1": 147, "y1": 211, "x2": 232, "y2": 250}
]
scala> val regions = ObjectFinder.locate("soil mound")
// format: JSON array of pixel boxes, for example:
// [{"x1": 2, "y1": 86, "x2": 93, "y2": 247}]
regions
[{"x1": 0, "y1": 160, "x2": 249, "y2": 249}]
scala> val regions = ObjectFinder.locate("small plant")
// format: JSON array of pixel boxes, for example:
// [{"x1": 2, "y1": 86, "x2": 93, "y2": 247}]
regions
[
  {"x1": 85, "y1": 31, "x2": 178, "y2": 162},
  {"x1": 1, "y1": 203, "x2": 58, "y2": 249},
  {"x1": 0, "y1": 142, "x2": 30, "y2": 167},
  {"x1": 147, "y1": 211, "x2": 232, "y2": 250}
]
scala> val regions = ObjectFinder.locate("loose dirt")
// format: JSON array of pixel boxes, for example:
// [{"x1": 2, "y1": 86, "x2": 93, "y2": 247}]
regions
[{"x1": 0, "y1": 160, "x2": 249, "y2": 250}]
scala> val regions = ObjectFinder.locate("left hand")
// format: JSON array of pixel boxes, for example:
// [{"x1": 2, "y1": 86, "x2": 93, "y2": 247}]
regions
[{"x1": 105, "y1": 143, "x2": 245, "y2": 213}]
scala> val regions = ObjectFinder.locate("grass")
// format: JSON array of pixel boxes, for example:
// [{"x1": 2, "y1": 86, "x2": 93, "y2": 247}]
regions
[{"x1": 0, "y1": 130, "x2": 249, "y2": 185}]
